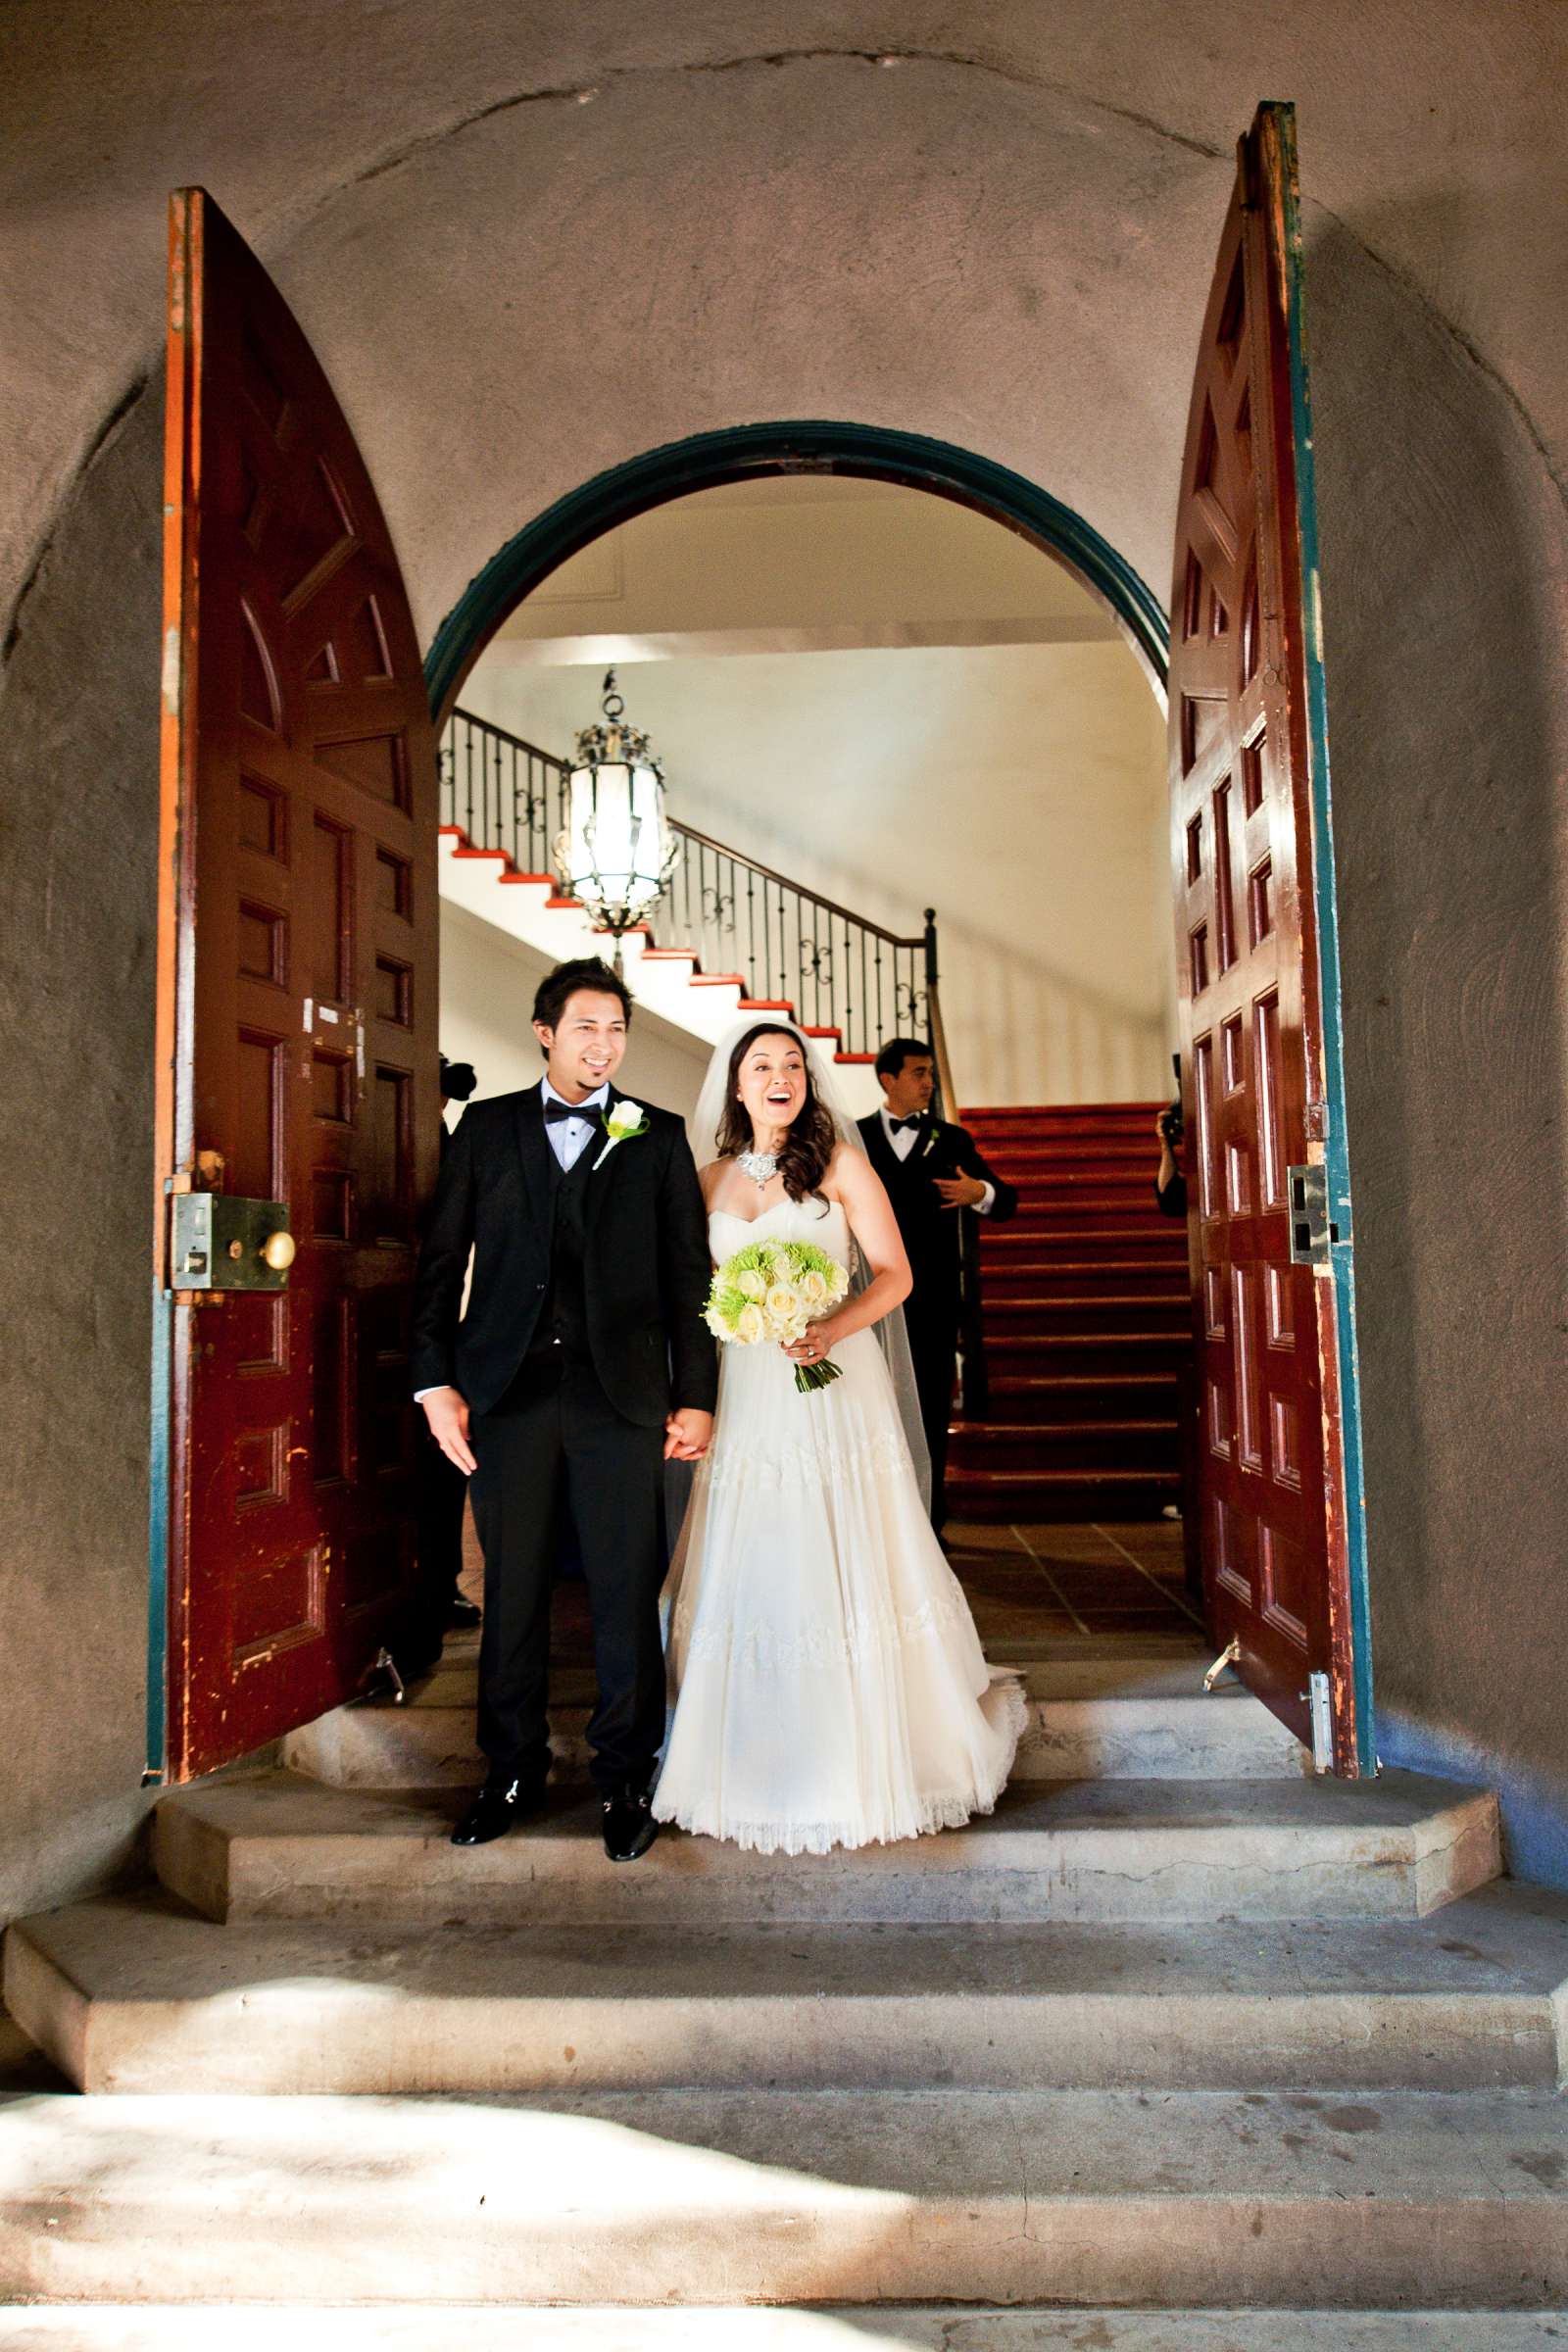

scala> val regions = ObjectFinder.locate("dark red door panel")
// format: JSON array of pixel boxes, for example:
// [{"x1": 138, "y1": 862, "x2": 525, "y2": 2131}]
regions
[
  {"x1": 1169, "y1": 108, "x2": 1365, "y2": 1771},
  {"x1": 155, "y1": 189, "x2": 438, "y2": 1780}
]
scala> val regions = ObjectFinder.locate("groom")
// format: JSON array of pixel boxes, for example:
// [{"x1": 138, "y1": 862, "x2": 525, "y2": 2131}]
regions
[{"x1": 410, "y1": 956, "x2": 715, "y2": 1862}]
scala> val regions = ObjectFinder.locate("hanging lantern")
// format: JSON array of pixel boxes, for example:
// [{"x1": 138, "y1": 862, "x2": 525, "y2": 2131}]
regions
[{"x1": 556, "y1": 671, "x2": 680, "y2": 963}]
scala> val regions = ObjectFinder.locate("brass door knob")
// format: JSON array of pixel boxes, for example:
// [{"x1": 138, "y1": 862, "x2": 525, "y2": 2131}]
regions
[{"x1": 261, "y1": 1229, "x2": 297, "y2": 1271}]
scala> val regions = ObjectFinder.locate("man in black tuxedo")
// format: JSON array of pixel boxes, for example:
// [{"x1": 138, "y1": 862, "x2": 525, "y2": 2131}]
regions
[
  {"x1": 411, "y1": 956, "x2": 715, "y2": 1862},
  {"x1": 858, "y1": 1038, "x2": 1017, "y2": 1532}
]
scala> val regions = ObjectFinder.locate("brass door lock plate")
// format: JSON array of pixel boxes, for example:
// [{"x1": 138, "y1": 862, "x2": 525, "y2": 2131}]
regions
[{"x1": 170, "y1": 1193, "x2": 296, "y2": 1291}]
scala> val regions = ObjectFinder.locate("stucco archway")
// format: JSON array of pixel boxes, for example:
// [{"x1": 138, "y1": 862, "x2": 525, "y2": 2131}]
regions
[{"x1": 423, "y1": 420, "x2": 1169, "y2": 721}]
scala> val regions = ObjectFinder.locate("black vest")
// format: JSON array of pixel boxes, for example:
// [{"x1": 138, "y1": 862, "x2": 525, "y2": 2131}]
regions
[{"x1": 524, "y1": 1135, "x2": 596, "y2": 1369}]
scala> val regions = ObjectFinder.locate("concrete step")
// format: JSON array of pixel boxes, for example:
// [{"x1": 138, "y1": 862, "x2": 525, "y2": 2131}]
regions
[
  {"x1": 8, "y1": 2316, "x2": 1568, "y2": 2352},
  {"x1": 2, "y1": 2085, "x2": 1565, "y2": 2306},
  {"x1": 10, "y1": 1884, "x2": 1567, "y2": 2098},
  {"x1": 283, "y1": 1648, "x2": 1306, "y2": 1789},
  {"x1": 151, "y1": 1769, "x2": 1500, "y2": 1928}
]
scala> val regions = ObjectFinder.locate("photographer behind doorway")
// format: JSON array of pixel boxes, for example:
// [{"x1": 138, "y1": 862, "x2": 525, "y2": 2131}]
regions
[{"x1": 1154, "y1": 1092, "x2": 1189, "y2": 1219}]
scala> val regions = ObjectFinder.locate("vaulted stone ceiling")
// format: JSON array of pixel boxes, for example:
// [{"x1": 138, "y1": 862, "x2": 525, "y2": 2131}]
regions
[{"x1": 3, "y1": 1, "x2": 1564, "y2": 651}]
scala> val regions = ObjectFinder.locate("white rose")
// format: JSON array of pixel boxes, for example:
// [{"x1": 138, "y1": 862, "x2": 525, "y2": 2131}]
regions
[
  {"x1": 797, "y1": 1268, "x2": 827, "y2": 1305},
  {"x1": 735, "y1": 1303, "x2": 765, "y2": 1346},
  {"x1": 736, "y1": 1268, "x2": 767, "y2": 1301}
]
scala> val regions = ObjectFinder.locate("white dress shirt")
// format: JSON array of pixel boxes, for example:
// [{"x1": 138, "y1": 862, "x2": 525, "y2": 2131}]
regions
[
  {"x1": 416, "y1": 1078, "x2": 610, "y2": 1400},
  {"x1": 540, "y1": 1075, "x2": 611, "y2": 1169},
  {"x1": 879, "y1": 1105, "x2": 995, "y2": 1214}
]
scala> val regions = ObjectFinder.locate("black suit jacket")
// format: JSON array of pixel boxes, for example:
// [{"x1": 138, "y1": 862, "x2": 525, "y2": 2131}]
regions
[
  {"x1": 858, "y1": 1110, "x2": 1018, "y2": 1332},
  {"x1": 410, "y1": 1085, "x2": 717, "y2": 1426}
]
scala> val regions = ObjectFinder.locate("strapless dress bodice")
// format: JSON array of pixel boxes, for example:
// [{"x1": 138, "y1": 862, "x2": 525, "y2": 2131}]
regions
[{"x1": 708, "y1": 1196, "x2": 852, "y2": 1263}]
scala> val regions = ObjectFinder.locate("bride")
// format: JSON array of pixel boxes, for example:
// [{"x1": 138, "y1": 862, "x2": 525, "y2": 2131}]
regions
[{"x1": 654, "y1": 1015, "x2": 1025, "y2": 1855}]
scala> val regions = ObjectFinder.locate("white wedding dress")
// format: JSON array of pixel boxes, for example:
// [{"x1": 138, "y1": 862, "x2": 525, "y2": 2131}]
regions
[{"x1": 654, "y1": 1194, "x2": 1026, "y2": 1855}]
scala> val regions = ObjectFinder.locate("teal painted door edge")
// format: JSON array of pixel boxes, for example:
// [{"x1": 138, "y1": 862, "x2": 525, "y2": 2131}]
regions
[
  {"x1": 423, "y1": 421, "x2": 1170, "y2": 718},
  {"x1": 144, "y1": 1286, "x2": 171, "y2": 1781},
  {"x1": 1271, "y1": 103, "x2": 1376, "y2": 1772}
]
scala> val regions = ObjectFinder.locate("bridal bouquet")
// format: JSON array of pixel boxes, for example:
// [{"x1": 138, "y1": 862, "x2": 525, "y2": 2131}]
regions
[{"x1": 703, "y1": 1238, "x2": 852, "y2": 1393}]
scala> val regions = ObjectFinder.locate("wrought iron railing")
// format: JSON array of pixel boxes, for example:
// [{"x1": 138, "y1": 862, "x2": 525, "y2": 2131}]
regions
[{"x1": 439, "y1": 707, "x2": 932, "y2": 1060}]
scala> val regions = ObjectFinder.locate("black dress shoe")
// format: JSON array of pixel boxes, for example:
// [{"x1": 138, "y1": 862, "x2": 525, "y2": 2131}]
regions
[
  {"x1": 451, "y1": 1774, "x2": 548, "y2": 1847},
  {"x1": 602, "y1": 1782, "x2": 660, "y2": 1863},
  {"x1": 445, "y1": 1596, "x2": 482, "y2": 1631}
]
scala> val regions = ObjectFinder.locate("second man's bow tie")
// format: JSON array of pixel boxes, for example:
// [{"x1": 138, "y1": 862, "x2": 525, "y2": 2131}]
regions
[
  {"x1": 545, "y1": 1099, "x2": 603, "y2": 1125},
  {"x1": 890, "y1": 1114, "x2": 924, "y2": 1133}
]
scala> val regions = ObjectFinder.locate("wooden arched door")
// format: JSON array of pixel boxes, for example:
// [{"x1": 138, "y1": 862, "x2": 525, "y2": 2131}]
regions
[
  {"x1": 1169, "y1": 105, "x2": 1372, "y2": 1773},
  {"x1": 152, "y1": 190, "x2": 439, "y2": 1780}
]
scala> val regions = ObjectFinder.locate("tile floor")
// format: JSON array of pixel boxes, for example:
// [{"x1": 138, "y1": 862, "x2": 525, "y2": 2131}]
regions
[
  {"x1": 518, "y1": 1515, "x2": 1205, "y2": 1667},
  {"x1": 947, "y1": 1518, "x2": 1204, "y2": 1647}
]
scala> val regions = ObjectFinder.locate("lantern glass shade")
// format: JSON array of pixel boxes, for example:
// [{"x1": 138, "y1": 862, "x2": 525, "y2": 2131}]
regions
[{"x1": 563, "y1": 756, "x2": 672, "y2": 929}]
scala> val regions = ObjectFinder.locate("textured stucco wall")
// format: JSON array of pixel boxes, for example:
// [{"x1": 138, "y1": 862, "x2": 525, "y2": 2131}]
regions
[
  {"x1": 0, "y1": 4, "x2": 1564, "y2": 1921},
  {"x1": 1307, "y1": 224, "x2": 1568, "y2": 1880},
  {"x1": 0, "y1": 386, "x2": 163, "y2": 1923}
]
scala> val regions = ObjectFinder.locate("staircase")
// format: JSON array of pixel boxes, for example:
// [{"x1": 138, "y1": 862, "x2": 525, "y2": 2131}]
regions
[
  {"x1": 437, "y1": 707, "x2": 927, "y2": 1113},
  {"x1": 7, "y1": 1612, "x2": 1568, "y2": 2334},
  {"x1": 949, "y1": 1102, "x2": 1191, "y2": 1523}
]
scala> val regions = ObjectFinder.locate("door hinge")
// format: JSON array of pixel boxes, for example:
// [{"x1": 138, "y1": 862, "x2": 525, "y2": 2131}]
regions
[
  {"x1": 1287, "y1": 1163, "x2": 1336, "y2": 1268},
  {"x1": 1305, "y1": 1670, "x2": 1333, "y2": 1772}
]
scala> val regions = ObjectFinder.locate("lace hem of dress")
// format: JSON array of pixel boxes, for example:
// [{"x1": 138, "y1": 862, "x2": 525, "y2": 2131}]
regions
[
  {"x1": 653, "y1": 1674, "x2": 1028, "y2": 1856},
  {"x1": 697, "y1": 1423, "x2": 910, "y2": 1494},
  {"x1": 668, "y1": 1573, "x2": 975, "y2": 1672}
]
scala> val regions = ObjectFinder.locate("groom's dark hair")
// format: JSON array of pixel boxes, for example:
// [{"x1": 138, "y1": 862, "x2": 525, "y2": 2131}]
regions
[
  {"x1": 532, "y1": 956, "x2": 633, "y2": 1039},
  {"x1": 874, "y1": 1036, "x2": 932, "y2": 1080}
]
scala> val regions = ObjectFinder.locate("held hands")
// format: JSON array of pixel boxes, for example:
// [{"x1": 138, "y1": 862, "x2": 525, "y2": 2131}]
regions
[
  {"x1": 934, "y1": 1173, "x2": 988, "y2": 1211},
  {"x1": 664, "y1": 1407, "x2": 713, "y2": 1462},
  {"x1": 421, "y1": 1386, "x2": 476, "y2": 1476}
]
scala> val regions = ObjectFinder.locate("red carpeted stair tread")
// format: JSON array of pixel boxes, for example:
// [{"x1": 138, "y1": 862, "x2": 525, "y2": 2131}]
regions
[{"x1": 953, "y1": 1102, "x2": 1194, "y2": 1519}]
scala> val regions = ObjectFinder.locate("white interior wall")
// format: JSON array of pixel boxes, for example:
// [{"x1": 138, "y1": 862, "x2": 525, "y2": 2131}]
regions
[
  {"x1": 493, "y1": 476, "x2": 1125, "y2": 650},
  {"x1": 440, "y1": 901, "x2": 710, "y2": 1121},
  {"x1": 458, "y1": 483, "x2": 1172, "y2": 1108}
]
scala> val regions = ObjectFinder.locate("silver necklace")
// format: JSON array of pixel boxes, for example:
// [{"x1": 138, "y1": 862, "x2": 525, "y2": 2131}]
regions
[{"x1": 737, "y1": 1149, "x2": 779, "y2": 1190}]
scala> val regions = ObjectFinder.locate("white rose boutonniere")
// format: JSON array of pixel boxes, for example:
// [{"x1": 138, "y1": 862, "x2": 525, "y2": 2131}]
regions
[{"x1": 592, "y1": 1098, "x2": 651, "y2": 1171}]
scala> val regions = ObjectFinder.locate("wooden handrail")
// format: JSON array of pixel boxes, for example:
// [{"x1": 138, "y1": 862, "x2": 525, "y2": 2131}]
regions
[{"x1": 927, "y1": 977, "x2": 960, "y2": 1126}]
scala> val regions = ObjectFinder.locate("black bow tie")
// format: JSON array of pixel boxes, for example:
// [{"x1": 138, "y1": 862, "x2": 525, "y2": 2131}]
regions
[
  {"x1": 545, "y1": 1097, "x2": 603, "y2": 1125},
  {"x1": 890, "y1": 1114, "x2": 924, "y2": 1134}
]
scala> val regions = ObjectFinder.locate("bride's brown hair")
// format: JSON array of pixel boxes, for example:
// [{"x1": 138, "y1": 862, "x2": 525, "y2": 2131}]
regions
[{"x1": 716, "y1": 1024, "x2": 838, "y2": 1204}]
